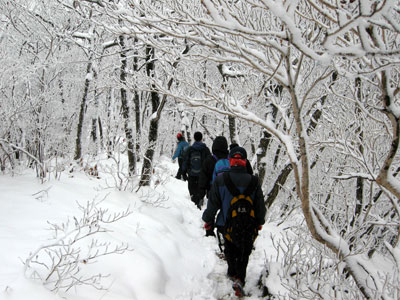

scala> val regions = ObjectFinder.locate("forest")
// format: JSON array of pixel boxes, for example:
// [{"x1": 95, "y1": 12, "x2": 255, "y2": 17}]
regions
[{"x1": 1, "y1": 0, "x2": 400, "y2": 299}]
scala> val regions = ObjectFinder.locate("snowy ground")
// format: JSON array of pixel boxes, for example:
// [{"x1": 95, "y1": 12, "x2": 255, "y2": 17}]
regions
[{"x1": 0, "y1": 156, "x2": 284, "y2": 300}]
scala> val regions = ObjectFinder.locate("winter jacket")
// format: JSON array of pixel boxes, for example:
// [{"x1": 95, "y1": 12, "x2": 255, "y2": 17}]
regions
[
  {"x1": 244, "y1": 160, "x2": 254, "y2": 175},
  {"x1": 198, "y1": 155, "x2": 224, "y2": 199},
  {"x1": 198, "y1": 136, "x2": 229, "y2": 199},
  {"x1": 182, "y1": 141, "x2": 211, "y2": 176},
  {"x1": 202, "y1": 166, "x2": 266, "y2": 227},
  {"x1": 172, "y1": 140, "x2": 189, "y2": 160}
]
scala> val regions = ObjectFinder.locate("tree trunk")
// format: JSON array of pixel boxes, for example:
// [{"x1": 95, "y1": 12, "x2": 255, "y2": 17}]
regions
[
  {"x1": 349, "y1": 78, "x2": 364, "y2": 248},
  {"x1": 228, "y1": 116, "x2": 236, "y2": 144},
  {"x1": 90, "y1": 62, "x2": 102, "y2": 155},
  {"x1": 74, "y1": 59, "x2": 93, "y2": 161},
  {"x1": 139, "y1": 45, "x2": 159, "y2": 187},
  {"x1": 132, "y1": 38, "x2": 141, "y2": 162},
  {"x1": 256, "y1": 130, "x2": 272, "y2": 184},
  {"x1": 119, "y1": 34, "x2": 136, "y2": 175}
]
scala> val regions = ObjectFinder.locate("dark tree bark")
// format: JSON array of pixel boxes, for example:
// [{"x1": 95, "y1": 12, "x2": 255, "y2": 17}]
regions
[
  {"x1": 119, "y1": 35, "x2": 136, "y2": 175},
  {"x1": 257, "y1": 104, "x2": 277, "y2": 182},
  {"x1": 139, "y1": 45, "x2": 159, "y2": 187},
  {"x1": 228, "y1": 116, "x2": 236, "y2": 144},
  {"x1": 256, "y1": 130, "x2": 273, "y2": 184},
  {"x1": 74, "y1": 59, "x2": 93, "y2": 161}
]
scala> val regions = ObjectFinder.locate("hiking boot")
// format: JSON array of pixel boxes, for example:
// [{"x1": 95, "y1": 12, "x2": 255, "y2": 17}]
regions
[{"x1": 232, "y1": 279, "x2": 245, "y2": 297}]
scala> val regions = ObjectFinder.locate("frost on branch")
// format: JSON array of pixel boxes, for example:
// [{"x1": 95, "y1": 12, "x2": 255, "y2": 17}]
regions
[{"x1": 23, "y1": 197, "x2": 132, "y2": 293}]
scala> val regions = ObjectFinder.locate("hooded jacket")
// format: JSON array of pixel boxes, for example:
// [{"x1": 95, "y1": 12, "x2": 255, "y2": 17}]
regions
[{"x1": 198, "y1": 136, "x2": 229, "y2": 198}]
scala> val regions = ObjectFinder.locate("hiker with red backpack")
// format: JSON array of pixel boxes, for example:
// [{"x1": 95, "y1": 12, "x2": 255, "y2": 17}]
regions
[
  {"x1": 182, "y1": 132, "x2": 211, "y2": 209},
  {"x1": 202, "y1": 146, "x2": 266, "y2": 297},
  {"x1": 172, "y1": 133, "x2": 189, "y2": 181}
]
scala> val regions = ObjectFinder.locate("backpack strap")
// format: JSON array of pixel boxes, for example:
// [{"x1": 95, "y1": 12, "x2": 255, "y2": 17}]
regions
[
  {"x1": 243, "y1": 176, "x2": 258, "y2": 196},
  {"x1": 223, "y1": 172, "x2": 240, "y2": 196},
  {"x1": 223, "y1": 172, "x2": 258, "y2": 197}
]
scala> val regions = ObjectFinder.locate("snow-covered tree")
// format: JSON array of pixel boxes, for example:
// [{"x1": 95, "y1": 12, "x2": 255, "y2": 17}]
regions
[{"x1": 77, "y1": 0, "x2": 400, "y2": 297}]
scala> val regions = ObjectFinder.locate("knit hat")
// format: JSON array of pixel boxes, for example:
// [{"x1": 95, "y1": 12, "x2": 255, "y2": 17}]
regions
[
  {"x1": 229, "y1": 146, "x2": 247, "y2": 167},
  {"x1": 229, "y1": 143, "x2": 239, "y2": 151},
  {"x1": 212, "y1": 136, "x2": 229, "y2": 156},
  {"x1": 176, "y1": 133, "x2": 183, "y2": 140},
  {"x1": 229, "y1": 146, "x2": 247, "y2": 159},
  {"x1": 194, "y1": 131, "x2": 203, "y2": 142}
]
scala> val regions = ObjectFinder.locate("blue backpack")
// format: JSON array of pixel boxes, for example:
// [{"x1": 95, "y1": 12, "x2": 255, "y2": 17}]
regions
[{"x1": 212, "y1": 157, "x2": 230, "y2": 183}]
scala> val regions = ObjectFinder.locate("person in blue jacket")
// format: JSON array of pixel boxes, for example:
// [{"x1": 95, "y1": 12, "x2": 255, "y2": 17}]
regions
[
  {"x1": 202, "y1": 146, "x2": 266, "y2": 297},
  {"x1": 172, "y1": 133, "x2": 189, "y2": 180}
]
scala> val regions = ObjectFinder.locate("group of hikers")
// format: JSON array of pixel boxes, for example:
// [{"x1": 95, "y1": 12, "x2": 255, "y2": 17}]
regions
[{"x1": 172, "y1": 131, "x2": 266, "y2": 298}]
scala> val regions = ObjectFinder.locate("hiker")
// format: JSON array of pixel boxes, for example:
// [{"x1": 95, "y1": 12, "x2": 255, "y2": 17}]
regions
[
  {"x1": 172, "y1": 133, "x2": 189, "y2": 180},
  {"x1": 198, "y1": 136, "x2": 229, "y2": 202},
  {"x1": 229, "y1": 143, "x2": 253, "y2": 175},
  {"x1": 182, "y1": 131, "x2": 211, "y2": 209},
  {"x1": 202, "y1": 146, "x2": 266, "y2": 297}
]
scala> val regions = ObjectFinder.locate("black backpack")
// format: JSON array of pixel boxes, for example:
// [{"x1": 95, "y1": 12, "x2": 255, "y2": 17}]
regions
[
  {"x1": 223, "y1": 172, "x2": 259, "y2": 249},
  {"x1": 188, "y1": 148, "x2": 203, "y2": 176}
]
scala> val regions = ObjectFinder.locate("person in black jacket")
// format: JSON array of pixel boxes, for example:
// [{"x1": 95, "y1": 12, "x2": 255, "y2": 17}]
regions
[
  {"x1": 198, "y1": 136, "x2": 229, "y2": 202},
  {"x1": 182, "y1": 131, "x2": 211, "y2": 209},
  {"x1": 202, "y1": 146, "x2": 266, "y2": 297}
]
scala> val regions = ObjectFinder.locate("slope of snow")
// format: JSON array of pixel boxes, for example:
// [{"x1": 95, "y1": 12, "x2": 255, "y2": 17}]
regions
[{"x1": 0, "y1": 156, "x2": 282, "y2": 299}]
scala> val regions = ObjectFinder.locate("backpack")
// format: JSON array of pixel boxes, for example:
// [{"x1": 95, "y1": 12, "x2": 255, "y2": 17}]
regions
[
  {"x1": 188, "y1": 149, "x2": 203, "y2": 176},
  {"x1": 212, "y1": 157, "x2": 230, "y2": 183},
  {"x1": 223, "y1": 172, "x2": 259, "y2": 249}
]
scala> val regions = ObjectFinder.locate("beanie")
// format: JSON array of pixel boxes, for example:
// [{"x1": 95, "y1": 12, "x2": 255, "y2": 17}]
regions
[
  {"x1": 176, "y1": 133, "x2": 183, "y2": 141},
  {"x1": 229, "y1": 146, "x2": 247, "y2": 167},
  {"x1": 229, "y1": 143, "x2": 239, "y2": 151},
  {"x1": 229, "y1": 146, "x2": 247, "y2": 160},
  {"x1": 212, "y1": 136, "x2": 229, "y2": 156},
  {"x1": 194, "y1": 131, "x2": 203, "y2": 142}
]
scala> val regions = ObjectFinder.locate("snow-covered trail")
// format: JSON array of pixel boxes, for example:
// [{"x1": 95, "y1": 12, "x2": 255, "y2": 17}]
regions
[{"x1": 0, "y1": 156, "x2": 272, "y2": 300}]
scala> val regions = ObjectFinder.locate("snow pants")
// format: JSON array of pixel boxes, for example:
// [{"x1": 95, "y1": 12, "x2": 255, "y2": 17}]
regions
[
  {"x1": 176, "y1": 157, "x2": 184, "y2": 179},
  {"x1": 224, "y1": 238, "x2": 253, "y2": 285},
  {"x1": 187, "y1": 175, "x2": 202, "y2": 207}
]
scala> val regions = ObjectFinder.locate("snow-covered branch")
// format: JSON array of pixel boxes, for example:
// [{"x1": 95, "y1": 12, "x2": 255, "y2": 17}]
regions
[{"x1": 24, "y1": 197, "x2": 132, "y2": 292}]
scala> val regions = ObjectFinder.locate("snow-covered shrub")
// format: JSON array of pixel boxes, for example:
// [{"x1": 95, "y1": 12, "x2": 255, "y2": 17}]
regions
[
  {"x1": 23, "y1": 197, "x2": 132, "y2": 293},
  {"x1": 261, "y1": 226, "x2": 366, "y2": 299}
]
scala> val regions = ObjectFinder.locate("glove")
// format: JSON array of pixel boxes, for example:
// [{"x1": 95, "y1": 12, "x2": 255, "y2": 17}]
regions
[
  {"x1": 204, "y1": 222, "x2": 215, "y2": 237},
  {"x1": 182, "y1": 173, "x2": 188, "y2": 181},
  {"x1": 258, "y1": 225, "x2": 262, "y2": 231}
]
